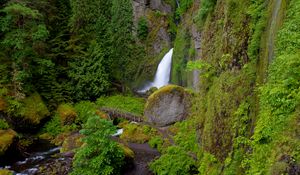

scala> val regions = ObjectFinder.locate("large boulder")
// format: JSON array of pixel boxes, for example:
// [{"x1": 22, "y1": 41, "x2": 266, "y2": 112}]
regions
[
  {"x1": 0, "y1": 129, "x2": 17, "y2": 155},
  {"x1": 144, "y1": 85, "x2": 191, "y2": 126}
]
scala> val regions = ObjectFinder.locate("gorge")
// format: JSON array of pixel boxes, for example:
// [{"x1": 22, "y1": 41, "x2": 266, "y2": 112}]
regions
[{"x1": 0, "y1": 0, "x2": 300, "y2": 175}]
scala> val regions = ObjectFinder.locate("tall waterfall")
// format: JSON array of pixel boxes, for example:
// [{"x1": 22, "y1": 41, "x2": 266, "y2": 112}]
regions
[{"x1": 139, "y1": 48, "x2": 174, "y2": 92}]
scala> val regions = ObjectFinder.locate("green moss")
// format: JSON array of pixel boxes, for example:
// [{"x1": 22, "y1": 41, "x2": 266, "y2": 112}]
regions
[
  {"x1": 0, "y1": 119, "x2": 9, "y2": 130},
  {"x1": 74, "y1": 101, "x2": 97, "y2": 124},
  {"x1": 0, "y1": 169, "x2": 13, "y2": 175},
  {"x1": 0, "y1": 129, "x2": 17, "y2": 155},
  {"x1": 120, "y1": 123, "x2": 157, "y2": 144},
  {"x1": 145, "y1": 85, "x2": 189, "y2": 112},
  {"x1": 119, "y1": 143, "x2": 134, "y2": 159},
  {"x1": 57, "y1": 103, "x2": 77, "y2": 125},
  {"x1": 11, "y1": 93, "x2": 50, "y2": 125},
  {"x1": 171, "y1": 25, "x2": 191, "y2": 86},
  {"x1": 96, "y1": 95, "x2": 145, "y2": 116},
  {"x1": 61, "y1": 134, "x2": 83, "y2": 153}
]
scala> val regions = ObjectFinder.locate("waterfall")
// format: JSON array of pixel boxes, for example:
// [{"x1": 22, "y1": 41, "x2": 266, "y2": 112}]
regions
[
  {"x1": 138, "y1": 48, "x2": 174, "y2": 92},
  {"x1": 268, "y1": 0, "x2": 282, "y2": 63}
]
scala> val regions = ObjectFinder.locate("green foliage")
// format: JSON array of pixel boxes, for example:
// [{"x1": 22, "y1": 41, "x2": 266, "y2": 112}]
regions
[
  {"x1": 171, "y1": 26, "x2": 190, "y2": 86},
  {"x1": 248, "y1": 0, "x2": 300, "y2": 173},
  {"x1": 96, "y1": 95, "x2": 145, "y2": 115},
  {"x1": 176, "y1": 0, "x2": 194, "y2": 18},
  {"x1": 0, "y1": 119, "x2": 9, "y2": 130},
  {"x1": 74, "y1": 101, "x2": 97, "y2": 124},
  {"x1": 41, "y1": 115, "x2": 62, "y2": 137},
  {"x1": 198, "y1": 152, "x2": 221, "y2": 175},
  {"x1": 6, "y1": 93, "x2": 50, "y2": 125},
  {"x1": 247, "y1": 0, "x2": 268, "y2": 60},
  {"x1": 57, "y1": 103, "x2": 77, "y2": 125},
  {"x1": 71, "y1": 116, "x2": 124, "y2": 175},
  {"x1": 68, "y1": 41, "x2": 110, "y2": 100},
  {"x1": 187, "y1": 60, "x2": 214, "y2": 78},
  {"x1": 150, "y1": 146, "x2": 197, "y2": 175},
  {"x1": 195, "y1": 0, "x2": 217, "y2": 27},
  {"x1": 137, "y1": 17, "x2": 148, "y2": 40},
  {"x1": 120, "y1": 123, "x2": 156, "y2": 144},
  {"x1": 0, "y1": 2, "x2": 50, "y2": 95},
  {"x1": 149, "y1": 136, "x2": 164, "y2": 151}
]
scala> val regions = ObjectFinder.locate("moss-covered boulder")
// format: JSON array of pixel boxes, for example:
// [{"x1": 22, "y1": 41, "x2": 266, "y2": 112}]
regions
[
  {"x1": 119, "y1": 143, "x2": 135, "y2": 159},
  {"x1": 57, "y1": 104, "x2": 77, "y2": 125},
  {"x1": 144, "y1": 85, "x2": 191, "y2": 126},
  {"x1": 61, "y1": 133, "x2": 83, "y2": 153},
  {"x1": 0, "y1": 129, "x2": 17, "y2": 155},
  {"x1": 0, "y1": 169, "x2": 13, "y2": 175},
  {"x1": 15, "y1": 93, "x2": 50, "y2": 126},
  {"x1": 120, "y1": 123, "x2": 156, "y2": 144}
]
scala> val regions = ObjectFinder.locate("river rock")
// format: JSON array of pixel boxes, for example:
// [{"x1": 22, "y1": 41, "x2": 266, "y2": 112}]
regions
[{"x1": 144, "y1": 85, "x2": 191, "y2": 126}]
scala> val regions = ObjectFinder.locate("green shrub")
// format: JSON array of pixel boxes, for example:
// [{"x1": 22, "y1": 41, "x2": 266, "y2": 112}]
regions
[
  {"x1": 74, "y1": 101, "x2": 97, "y2": 124},
  {"x1": 150, "y1": 146, "x2": 197, "y2": 175},
  {"x1": 0, "y1": 119, "x2": 9, "y2": 130},
  {"x1": 71, "y1": 116, "x2": 124, "y2": 175},
  {"x1": 149, "y1": 136, "x2": 163, "y2": 151},
  {"x1": 8, "y1": 93, "x2": 50, "y2": 125},
  {"x1": 120, "y1": 123, "x2": 152, "y2": 144},
  {"x1": 41, "y1": 115, "x2": 62, "y2": 137},
  {"x1": 195, "y1": 0, "x2": 217, "y2": 27},
  {"x1": 137, "y1": 17, "x2": 148, "y2": 40},
  {"x1": 96, "y1": 95, "x2": 145, "y2": 115}
]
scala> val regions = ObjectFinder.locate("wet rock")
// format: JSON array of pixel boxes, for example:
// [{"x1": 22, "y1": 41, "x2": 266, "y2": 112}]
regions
[
  {"x1": 144, "y1": 85, "x2": 191, "y2": 126},
  {"x1": 0, "y1": 129, "x2": 17, "y2": 156}
]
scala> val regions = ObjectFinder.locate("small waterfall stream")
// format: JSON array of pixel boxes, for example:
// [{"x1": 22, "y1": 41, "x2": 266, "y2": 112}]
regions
[
  {"x1": 139, "y1": 48, "x2": 173, "y2": 92},
  {"x1": 267, "y1": 0, "x2": 282, "y2": 63}
]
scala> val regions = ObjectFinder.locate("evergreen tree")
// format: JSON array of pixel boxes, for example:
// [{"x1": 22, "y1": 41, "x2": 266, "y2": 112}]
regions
[
  {"x1": 0, "y1": 2, "x2": 50, "y2": 98},
  {"x1": 110, "y1": 0, "x2": 135, "y2": 85}
]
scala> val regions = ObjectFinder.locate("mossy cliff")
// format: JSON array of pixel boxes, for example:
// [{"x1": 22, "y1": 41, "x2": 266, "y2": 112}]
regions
[{"x1": 150, "y1": 0, "x2": 300, "y2": 174}]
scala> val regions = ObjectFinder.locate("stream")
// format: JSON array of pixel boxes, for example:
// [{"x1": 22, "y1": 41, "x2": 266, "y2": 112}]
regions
[
  {"x1": 0, "y1": 140, "x2": 72, "y2": 175},
  {"x1": 267, "y1": 0, "x2": 282, "y2": 63},
  {"x1": 0, "y1": 128, "x2": 157, "y2": 175}
]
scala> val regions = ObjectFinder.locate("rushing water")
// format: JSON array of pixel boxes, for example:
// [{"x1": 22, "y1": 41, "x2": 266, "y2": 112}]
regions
[
  {"x1": 139, "y1": 48, "x2": 173, "y2": 92},
  {"x1": 0, "y1": 147, "x2": 61, "y2": 175}
]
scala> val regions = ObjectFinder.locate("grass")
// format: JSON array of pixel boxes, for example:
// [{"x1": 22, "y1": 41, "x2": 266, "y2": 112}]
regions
[{"x1": 96, "y1": 95, "x2": 145, "y2": 116}]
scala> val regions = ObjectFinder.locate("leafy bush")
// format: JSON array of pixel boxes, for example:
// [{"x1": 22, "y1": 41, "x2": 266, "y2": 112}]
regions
[
  {"x1": 74, "y1": 101, "x2": 97, "y2": 124},
  {"x1": 71, "y1": 116, "x2": 124, "y2": 175},
  {"x1": 150, "y1": 146, "x2": 197, "y2": 175},
  {"x1": 195, "y1": 0, "x2": 217, "y2": 27},
  {"x1": 96, "y1": 95, "x2": 145, "y2": 115},
  {"x1": 7, "y1": 93, "x2": 50, "y2": 125},
  {"x1": 176, "y1": 0, "x2": 194, "y2": 18},
  {"x1": 137, "y1": 17, "x2": 148, "y2": 40},
  {"x1": 149, "y1": 136, "x2": 163, "y2": 151},
  {"x1": 41, "y1": 115, "x2": 62, "y2": 137},
  {"x1": 0, "y1": 119, "x2": 9, "y2": 130}
]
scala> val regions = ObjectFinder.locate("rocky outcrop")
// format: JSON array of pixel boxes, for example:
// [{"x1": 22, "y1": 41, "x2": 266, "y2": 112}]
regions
[
  {"x1": 0, "y1": 129, "x2": 17, "y2": 155},
  {"x1": 144, "y1": 85, "x2": 191, "y2": 126}
]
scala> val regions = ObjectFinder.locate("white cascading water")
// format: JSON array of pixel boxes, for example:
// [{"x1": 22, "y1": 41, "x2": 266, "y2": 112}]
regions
[{"x1": 139, "y1": 48, "x2": 174, "y2": 92}]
